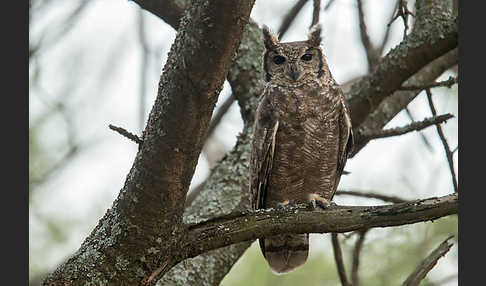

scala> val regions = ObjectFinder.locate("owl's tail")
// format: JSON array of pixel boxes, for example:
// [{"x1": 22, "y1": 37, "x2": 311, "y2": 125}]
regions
[{"x1": 260, "y1": 233, "x2": 309, "y2": 274}]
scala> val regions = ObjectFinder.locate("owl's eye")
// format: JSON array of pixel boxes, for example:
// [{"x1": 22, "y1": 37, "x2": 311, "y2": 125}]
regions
[
  {"x1": 301, "y1": 53, "x2": 313, "y2": 61},
  {"x1": 273, "y1": 55, "x2": 286, "y2": 65}
]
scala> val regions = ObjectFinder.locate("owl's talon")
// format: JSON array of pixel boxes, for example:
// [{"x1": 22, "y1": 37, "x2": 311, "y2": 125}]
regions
[{"x1": 308, "y1": 199, "x2": 335, "y2": 210}]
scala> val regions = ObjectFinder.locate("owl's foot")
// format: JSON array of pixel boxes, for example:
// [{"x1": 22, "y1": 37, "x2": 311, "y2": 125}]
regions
[
  {"x1": 276, "y1": 199, "x2": 298, "y2": 210},
  {"x1": 308, "y1": 194, "x2": 336, "y2": 210}
]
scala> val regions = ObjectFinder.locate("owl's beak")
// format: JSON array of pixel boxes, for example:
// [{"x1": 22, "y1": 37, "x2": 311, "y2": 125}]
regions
[{"x1": 287, "y1": 64, "x2": 300, "y2": 82}]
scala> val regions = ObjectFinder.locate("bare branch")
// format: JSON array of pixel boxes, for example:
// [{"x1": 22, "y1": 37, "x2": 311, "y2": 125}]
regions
[
  {"x1": 331, "y1": 233, "x2": 351, "y2": 286},
  {"x1": 206, "y1": 94, "x2": 236, "y2": 138},
  {"x1": 404, "y1": 107, "x2": 434, "y2": 152},
  {"x1": 388, "y1": 0, "x2": 414, "y2": 40},
  {"x1": 359, "y1": 114, "x2": 454, "y2": 141},
  {"x1": 402, "y1": 236, "x2": 454, "y2": 286},
  {"x1": 337, "y1": 190, "x2": 408, "y2": 204},
  {"x1": 311, "y1": 0, "x2": 321, "y2": 28},
  {"x1": 426, "y1": 89, "x2": 458, "y2": 193},
  {"x1": 352, "y1": 47, "x2": 458, "y2": 156},
  {"x1": 351, "y1": 229, "x2": 368, "y2": 286},
  {"x1": 42, "y1": 1, "x2": 256, "y2": 284},
  {"x1": 376, "y1": 0, "x2": 399, "y2": 58},
  {"x1": 182, "y1": 194, "x2": 457, "y2": 263},
  {"x1": 346, "y1": 9, "x2": 457, "y2": 127},
  {"x1": 399, "y1": 76, "x2": 457, "y2": 91},
  {"x1": 277, "y1": 0, "x2": 309, "y2": 40},
  {"x1": 131, "y1": 0, "x2": 188, "y2": 30},
  {"x1": 324, "y1": 0, "x2": 337, "y2": 10},
  {"x1": 108, "y1": 124, "x2": 143, "y2": 145},
  {"x1": 356, "y1": 0, "x2": 378, "y2": 69}
]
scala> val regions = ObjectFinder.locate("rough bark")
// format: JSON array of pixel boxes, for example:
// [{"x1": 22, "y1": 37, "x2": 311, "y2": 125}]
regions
[
  {"x1": 181, "y1": 194, "x2": 457, "y2": 260},
  {"x1": 42, "y1": 0, "x2": 458, "y2": 284},
  {"x1": 346, "y1": 15, "x2": 457, "y2": 127},
  {"x1": 353, "y1": 48, "x2": 458, "y2": 155},
  {"x1": 42, "y1": 0, "x2": 255, "y2": 285},
  {"x1": 157, "y1": 20, "x2": 265, "y2": 285}
]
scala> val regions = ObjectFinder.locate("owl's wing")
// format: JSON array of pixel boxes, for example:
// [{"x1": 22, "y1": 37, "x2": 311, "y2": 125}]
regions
[
  {"x1": 335, "y1": 88, "x2": 354, "y2": 186},
  {"x1": 250, "y1": 94, "x2": 278, "y2": 210}
]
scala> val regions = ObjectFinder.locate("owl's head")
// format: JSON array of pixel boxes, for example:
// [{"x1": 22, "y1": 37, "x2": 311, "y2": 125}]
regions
[{"x1": 262, "y1": 24, "x2": 327, "y2": 85}]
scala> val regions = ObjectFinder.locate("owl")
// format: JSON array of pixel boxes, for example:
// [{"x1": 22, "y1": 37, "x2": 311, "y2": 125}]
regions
[{"x1": 249, "y1": 24, "x2": 354, "y2": 274}]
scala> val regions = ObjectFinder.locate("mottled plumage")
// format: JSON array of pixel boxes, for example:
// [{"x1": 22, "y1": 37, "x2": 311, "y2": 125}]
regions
[{"x1": 250, "y1": 24, "x2": 353, "y2": 274}]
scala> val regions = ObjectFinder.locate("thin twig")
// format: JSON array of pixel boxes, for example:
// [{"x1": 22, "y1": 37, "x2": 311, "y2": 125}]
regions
[
  {"x1": 337, "y1": 190, "x2": 408, "y2": 204},
  {"x1": 375, "y1": 0, "x2": 399, "y2": 58},
  {"x1": 277, "y1": 0, "x2": 309, "y2": 40},
  {"x1": 399, "y1": 76, "x2": 458, "y2": 91},
  {"x1": 311, "y1": 0, "x2": 321, "y2": 28},
  {"x1": 426, "y1": 89, "x2": 458, "y2": 193},
  {"x1": 402, "y1": 236, "x2": 454, "y2": 286},
  {"x1": 360, "y1": 114, "x2": 454, "y2": 141},
  {"x1": 357, "y1": 0, "x2": 377, "y2": 69},
  {"x1": 108, "y1": 124, "x2": 143, "y2": 145},
  {"x1": 331, "y1": 233, "x2": 351, "y2": 286},
  {"x1": 207, "y1": 94, "x2": 236, "y2": 138},
  {"x1": 388, "y1": 0, "x2": 414, "y2": 40},
  {"x1": 351, "y1": 229, "x2": 368, "y2": 286},
  {"x1": 324, "y1": 0, "x2": 336, "y2": 11},
  {"x1": 404, "y1": 107, "x2": 434, "y2": 152}
]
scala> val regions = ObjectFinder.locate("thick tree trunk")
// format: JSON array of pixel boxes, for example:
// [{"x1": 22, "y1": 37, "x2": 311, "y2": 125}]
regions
[
  {"x1": 42, "y1": 0, "x2": 457, "y2": 285},
  {"x1": 42, "y1": 1, "x2": 255, "y2": 285}
]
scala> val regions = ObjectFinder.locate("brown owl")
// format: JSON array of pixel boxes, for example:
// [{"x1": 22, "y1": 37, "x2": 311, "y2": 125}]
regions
[{"x1": 249, "y1": 24, "x2": 354, "y2": 274}]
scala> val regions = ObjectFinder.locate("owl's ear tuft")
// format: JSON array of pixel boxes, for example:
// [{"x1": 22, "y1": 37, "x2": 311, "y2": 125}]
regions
[
  {"x1": 307, "y1": 24, "x2": 322, "y2": 47},
  {"x1": 262, "y1": 25, "x2": 279, "y2": 51}
]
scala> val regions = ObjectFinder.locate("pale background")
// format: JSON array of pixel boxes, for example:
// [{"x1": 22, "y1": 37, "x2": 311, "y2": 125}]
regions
[{"x1": 29, "y1": 0, "x2": 458, "y2": 284}]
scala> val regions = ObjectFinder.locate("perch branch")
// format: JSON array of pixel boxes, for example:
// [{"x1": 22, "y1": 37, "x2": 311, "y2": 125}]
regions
[{"x1": 177, "y1": 194, "x2": 457, "y2": 266}]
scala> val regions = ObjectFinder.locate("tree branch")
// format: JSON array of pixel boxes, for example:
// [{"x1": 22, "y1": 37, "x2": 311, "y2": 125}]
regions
[
  {"x1": 178, "y1": 194, "x2": 457, "y2": 264},
  {"x1": 352, "y1": 47, "x2": 458, "y2": 156},
  {"x1": 351, "y1": 229, "x2": 368, "y2": 286},
  {"x1": 402, "y1": 236, "x2": 454, "y2": 286},
  {"x1": 388, "y1": 0, "x2": 414, "y2": 40},
  {"x1": 331, "y1": 233, "x2": 351, "y2": 286},
  {"x1": 346, "y1": 0, "x2": 457, "y2": 127},
  {"x1": 109, "y1": 124, "x2": 143, "y2": 145},
  {"x1": 359, "y1": 114, "x2": 454, "y2": 141},
  {"x1": 42, "y1": 1, "x2": 256, "y2": 285},
  {"x1": 311, "y1": 0, "x2": 321, "y2": 27},
  {"x1": 399, "y1": 76, "x2": 457, "y2": 90},
  {"x1": 404, "y1": 107, "x2": 434, "y2": 152},
  {"x1": 337, "y1": 190, "x2": 408, "y2": 204},
  {"x1": 131, "y1": 0, "x2": 187, "y2": 30},
  {"x1": 426, "y1": 89, "x2": 458, "y2": 193},
  {"x1": 277, "y1": 0, "x2": 309, "y2": 40},
  {"x1": 356, "y1": 0, "x2": 378, "y2": 70}
]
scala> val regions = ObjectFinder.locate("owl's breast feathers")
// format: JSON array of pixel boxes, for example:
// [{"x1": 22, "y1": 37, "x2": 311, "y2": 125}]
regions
[{"x1": 250, "y1": 81, "x2": 353, "y2": 209}]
